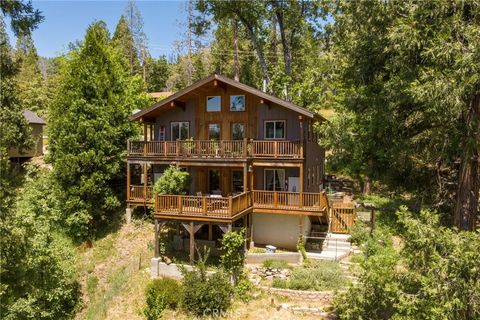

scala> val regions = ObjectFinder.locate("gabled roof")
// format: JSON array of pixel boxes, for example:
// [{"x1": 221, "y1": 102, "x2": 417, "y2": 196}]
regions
[
  {"x1": 23, "y1": 110, "x2": 46, "y2": 125},
  {"x1": 131, "y1": 74, "x2": 324, "y2": 121}
]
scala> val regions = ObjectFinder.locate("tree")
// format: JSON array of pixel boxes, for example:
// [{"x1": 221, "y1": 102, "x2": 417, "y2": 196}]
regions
[
  {"x1": 145, "y1": 55, "x2": 169, "y2": 92},
  {"x1": 335, "y1": 207, "x2": 480, "y2": 319},
  {"x1": 220, "y1": 229, "x2": 246, "y2": 284},
  {"x1": 112, "y1": 15, "x2": 140, "y2": 75},
  {"x1": 14, "y1": 33, "x2": 48, "y2": 117},
  {"x1": 320, "y1": 0, "x2": 480, "y2": 227},
  {"x1": 48, "y1": 21, "x2": 149, "y2": 240},
  {"x1": 152, "y1": 165, "x2": 190, "y2": 195},
  {"x1": 0, "y1": 167, "x2": 80, "y2": 319},
  {"x1": 123, "y1": 0, "x2": 148, "y2": 78}
]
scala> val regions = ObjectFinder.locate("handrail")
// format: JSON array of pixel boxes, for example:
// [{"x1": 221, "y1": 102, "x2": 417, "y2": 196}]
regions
[{"x1": 127, "y1": 139, "x2": 302, "y2": 158}]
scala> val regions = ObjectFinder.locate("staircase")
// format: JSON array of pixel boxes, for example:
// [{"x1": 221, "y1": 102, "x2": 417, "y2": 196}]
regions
[{"x1": 305, "y1": 232, "x2": 352, "y2": 261}]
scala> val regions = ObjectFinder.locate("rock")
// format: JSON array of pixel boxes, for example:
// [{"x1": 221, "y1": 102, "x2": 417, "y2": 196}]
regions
[
  {"x1": 265, "y1": 275, "x2": 273, "y2": 281},
  {"x1": 161, "y1": 256, "x2": 172, "y2": 265}
]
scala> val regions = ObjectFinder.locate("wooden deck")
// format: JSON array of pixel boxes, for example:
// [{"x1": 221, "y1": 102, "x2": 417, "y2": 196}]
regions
[{"x1": 127, "y1": 139, "x2": 302, "y2": 159}]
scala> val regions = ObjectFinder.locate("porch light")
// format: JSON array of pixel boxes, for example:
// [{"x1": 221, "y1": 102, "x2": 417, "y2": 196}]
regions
[{"x1": 248, "y1": 165, "x2": 253, "y2": 173}]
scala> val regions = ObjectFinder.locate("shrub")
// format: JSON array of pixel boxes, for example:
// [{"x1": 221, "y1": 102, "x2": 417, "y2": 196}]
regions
[
  {"x1": 233, "y1": 275, "x2": 254, "y2": 302},
  {"x1": 349, "y1": 220, "x2": 370, "y2": 245},
  {"x1": 181, "y1": 270, "x2": 233, "y2": 317},
  {"x1": 153, "y1": 165, "x2": 190, "y2": 195},
  {"x1": 144, "y1": 277, "x2": 181, "y2": 320},
  {"x1": 272, "y1": 261, "x2": 347, "y2": 291},
  {"x1": 262, "y1": 259, "x2": 291, "y2": 269},
  {"x1": 220, "y1": 229, "x2": 245, "y2": 284}
]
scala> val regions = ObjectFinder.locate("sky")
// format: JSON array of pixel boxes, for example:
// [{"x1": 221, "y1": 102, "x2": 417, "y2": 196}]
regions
[{"x1": 6, "y1": 0, "x2": 191, "y2": 59}]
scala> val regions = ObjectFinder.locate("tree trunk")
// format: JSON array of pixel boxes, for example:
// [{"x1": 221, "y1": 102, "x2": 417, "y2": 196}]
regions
[
  {"x1": 454, "y1": 93, "x2": 480, "y2": 231},
  {"x1": 274, "y1": 5, "x2": 292, "y2": 76},
  {"x1": 238, "y1": 16, "x2": 270, "y2": 86},
  {"x1": 232, "y1": 19, "x2": 240, "y2": 81},
  {"x1": 363, "y1": 175, "x2": 372, "y2": 195}
]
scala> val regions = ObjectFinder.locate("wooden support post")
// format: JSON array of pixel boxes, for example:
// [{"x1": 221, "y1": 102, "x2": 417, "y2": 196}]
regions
[
  {"x1": 243, "y1": 138, "x2": 248, "y2": 157},
  {"x1": 274, "y1": 141, "x2": 278, "y2": 158},
  {"x1": 299, "y1": 163, "x2": 304, "y2": 207},
  {"x1": 208, "y1": 223, "x2": 213, "y2": 241},
  {"x1": 243, "y1": 163, "x2": 248, "y2": 192},
  {"x1": 154, "y1": 219, "x2": 160, "y2": 258},
  {"x1": 299, "y1": 115, "x2": 304, "y2": 158},
  {"x1": 371, "y1": 209, "x2": 376, "y2": 235},
  {"x1": 143, "y1": 123, "x2": 148, "y2": 156},
  {"x1": 189, "y1": 221, "x2": 195, "y2": 264},
  {"x1": 143, "y1": 163, "x2": 148, "y2": 201},
  {"x1": 249, "y1": 169, "x2": 254, "y2": 192},
  {"x1": 126, "y1": 162, "x2": 131, "y2": 201}
]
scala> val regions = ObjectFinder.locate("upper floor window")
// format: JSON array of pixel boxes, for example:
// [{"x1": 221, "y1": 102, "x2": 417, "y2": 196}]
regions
[
  {"x1": 231, "y1": 123, "x2": 245, "y2": 140},
  {"x1": 171, "y1": 122, "x2": 189, "y2": 140},
  {"x1": 207, "y1": 96, "x2": 221, "y2": 112},
  {"x1": 264, "y1": 120, "x2": 286, "y2": 139},
  {"x1": 230, "y1": 95, "x2": 245, "y2": 111}
]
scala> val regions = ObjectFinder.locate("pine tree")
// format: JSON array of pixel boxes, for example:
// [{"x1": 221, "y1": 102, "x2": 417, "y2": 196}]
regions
[
  {"x1": 112, "y1": 15, "x2": 140, "y2": 75},
  {"x1": 48, "y1": 21, "x2": 149, "y2": 240},
  {"x1": 14, "y1": 33, "x2": 48, "y2": 117}
]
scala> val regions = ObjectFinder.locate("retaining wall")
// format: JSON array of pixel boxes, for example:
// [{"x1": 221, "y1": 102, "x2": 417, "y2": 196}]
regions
[{"x1": 245, "y1": 252, "x2": 302, "y2": 264}]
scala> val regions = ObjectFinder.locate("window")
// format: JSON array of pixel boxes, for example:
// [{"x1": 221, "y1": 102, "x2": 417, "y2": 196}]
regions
[
  {"x1": 232, "y1": 170, "x2": 244, "y2": 193},
  {"x1": 208, "y1": 123, "x2": 221, "y2": 140},
  {"x1": 230, "y1": 95, "x2": 245, "y2": 111},
  {"x1": 171, "y1": 122, "x2": 189, "y2": 140},
  {"x1": 231, "y1": 123, "x2": 245, "y2": 140},
  {"x1": 207, "y1": 96, "x2": 221, "y2": 112},
  {"x1": 159, "y1": 126, "x2": 166, "y2": 141},
  {"x1": 264, "y1": 169, "x2": 285, "y2": 191},
  {"x1": 264, "y1": 120, "x2": 286, "y2": 139},
  {"x1": 208, "y1": 169, "x2": 220, "y2": 193}
]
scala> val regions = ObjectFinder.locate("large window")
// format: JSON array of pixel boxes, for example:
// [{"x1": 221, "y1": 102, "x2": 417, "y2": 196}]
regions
[
  {"x1": 207, "y1": 96, "x2": 221, "y2": 112},
  {"x1": 231, "y1": 123, "x2": 245, "y2": 140},
  {"x1": 264, "y1": 120, "x2": 286, "y2": 139},
  {"x1": 264, "y1": 169, "x2": 285, "y2": 191},
  {"x1": 230, "y1": 95, "x2": 245, "y2": 111},
  {"x1": 208, "y1": 123, "x2": 221, "y2": 140},
  {"x1": 171, "y1": 122, "x2": 189, "y2": 140}
]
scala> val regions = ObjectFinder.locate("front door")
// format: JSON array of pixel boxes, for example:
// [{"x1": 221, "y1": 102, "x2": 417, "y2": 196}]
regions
[{"x1": 264, "y1": 169, "x2": 285, "y2": 191}]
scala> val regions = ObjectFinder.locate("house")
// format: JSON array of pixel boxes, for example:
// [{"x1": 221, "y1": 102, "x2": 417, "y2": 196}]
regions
[
  {"x1": 8, "y1": 110, "x2": 46, "y2": 158},
  {"x1": 126, "y1": 74, "x2": 333, "y2": 263}
]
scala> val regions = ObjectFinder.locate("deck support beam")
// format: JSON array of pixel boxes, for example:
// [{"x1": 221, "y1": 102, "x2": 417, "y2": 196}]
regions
[
  {"x1": 208, "y1": 223, "x2": 213, "y2": 241},
  {"x1": 189, "y1": 221, "x2": 195, "y2": 264}
]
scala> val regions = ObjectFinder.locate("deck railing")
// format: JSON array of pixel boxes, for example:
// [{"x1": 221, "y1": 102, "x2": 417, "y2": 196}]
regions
[
  {"x1": 252, "y1": 190, "x2": 325, "y2": 211},
  {"x1": 155, "y1": 192, "x2": 251, "y2": 219},
  {"x1": 128, "y1": 139, "x2": 301, "y2": 158},
  {"x1": 129, "y1": 185, "x2": 153, "y2": 201}
]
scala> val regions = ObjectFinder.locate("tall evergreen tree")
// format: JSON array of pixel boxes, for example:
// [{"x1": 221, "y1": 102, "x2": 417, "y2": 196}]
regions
[
  {"x1": 48, "y1": 21, "x2": 149, "y2": 240},
  {"x1": 123, "y1": 0, "x2": 148, "y2": 76},
  {"x1": 112, "y1": 15, "x2": 140, "y2": 75},
  {"x1": 14, "y1": 33, "x2": 48, "y2": 117},
  {"x1": 145, "y1": 55, "x2": 169, "y2": 92}
]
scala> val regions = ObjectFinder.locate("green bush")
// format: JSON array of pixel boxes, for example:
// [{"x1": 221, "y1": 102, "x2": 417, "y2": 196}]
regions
[
  {"x1": 234, "y1": 276, "x2": 254, "y2": 302},
  {"x1": 262, "y1": 259, "x2": 291, "y2": 269},
  {"x1": 220, "y1": 229, "x2": 246, "y2": 284},
  {"x1": 272, "y1": 261, "x2": 347, "y2": 291},
  {"x1": 153, "y1": 165, "x2": 190, "y2": 195},
  {"x1": 349, "y1": 220, "x2": 370, "y2": 245},
  {"x1": 144, "y1": 277, "x2": 182, "y2": 320},
  {"x1": 181, "y1": 270, "x2": 233, "y2": 317}
]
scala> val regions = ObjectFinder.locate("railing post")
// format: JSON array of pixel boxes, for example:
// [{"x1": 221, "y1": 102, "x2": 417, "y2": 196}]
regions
[
  {"x1": 229, "y1": 196, "x2": 233, "y2": 216},
  {"x1": 274, "y1": 192, "x2": 278, "y2": 208},
  {"x1": 274, "y1": 141, "x2": 278, "y2": 158},
  {"x1": 176, "y1": 139, "x2": 180, "y2": 157},
  {"x1": 164, "y1": 141, "x2": 167, "y2": 157},
  {"x1": 202, "y1": 197, "x2": 207, "y2": 215},
  {"x1": 178, "y1": 195, "x2": 182, "y2": 213},
  {"x1": 243, "y1": 138, "x2": 248, "y2": 157},
  {"x1": 299, "y1": 192, "x2": 303, "y2": 208}
]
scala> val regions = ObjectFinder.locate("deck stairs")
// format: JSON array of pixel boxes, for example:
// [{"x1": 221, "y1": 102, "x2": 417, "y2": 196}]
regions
[{"x1": 305, "y1": 229, "x2": 351, "y2": 261}]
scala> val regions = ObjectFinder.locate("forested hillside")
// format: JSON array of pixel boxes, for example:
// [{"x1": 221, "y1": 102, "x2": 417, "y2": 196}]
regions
[{"x1": 0, "y1": 0, "x2": 478, "y2": 319}]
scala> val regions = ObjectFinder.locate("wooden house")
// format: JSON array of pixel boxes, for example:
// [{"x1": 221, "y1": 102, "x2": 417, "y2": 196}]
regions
[
  {"x1": 8, "y1": 110, "x2": 46, "y2": 158},
  {"x1": 127, "y1": 74, "x2": 335, "y2": 261}
]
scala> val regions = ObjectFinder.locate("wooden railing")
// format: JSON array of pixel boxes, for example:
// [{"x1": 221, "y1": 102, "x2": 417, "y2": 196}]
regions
[
  {"x1": 129, "y1": 185, "x2": 153, "y2": 201},
  {"x1": 155, "y1": 192, "x2": 251, "y2": 219},
  {"x1": 252, "y1": 190, "x2": 325, "y2": 211},
  {"x1": 128, "y1": 139, "x2": 301, "y2": 158},
  {"x1": 251, "y1": 140, "x2": 301, "y2": 158}
]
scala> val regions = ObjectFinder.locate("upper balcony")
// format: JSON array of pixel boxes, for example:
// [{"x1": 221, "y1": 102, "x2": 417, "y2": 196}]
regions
[{"x1": 127, "y1": 139, "x2": 303, "y2": 160}]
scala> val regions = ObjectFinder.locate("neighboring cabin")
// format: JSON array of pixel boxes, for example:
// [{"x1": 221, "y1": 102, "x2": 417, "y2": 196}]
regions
[
  {"x1": 126, "y1": 74, "x2": 333, "y2": 263},
  {"x1": 8, "y1": 110, "x2": 46, "y2": 158}
]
